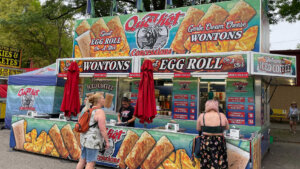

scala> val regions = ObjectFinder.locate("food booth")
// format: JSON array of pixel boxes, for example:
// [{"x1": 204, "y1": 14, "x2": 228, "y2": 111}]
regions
[{"x1": 9, "y1": 0, "x2": 297, "y2": 169}]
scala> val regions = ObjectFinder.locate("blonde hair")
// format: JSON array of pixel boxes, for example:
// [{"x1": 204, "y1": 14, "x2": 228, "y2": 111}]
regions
[
  {"x1": 88, "y1": 93, "x2": 103, "y2": 106},
  {"x1": 205, "y1": 100, "x2": 219, "y2": 113}
]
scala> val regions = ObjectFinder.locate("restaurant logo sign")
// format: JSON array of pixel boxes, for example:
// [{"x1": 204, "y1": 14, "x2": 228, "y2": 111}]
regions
[
  {"x1": 17, "y1": 88, "x2": 40, "y2": 111},
  {"x1": 125, "y1": 12, "x2": 185, "y2": 56},
  {"x1": 143, "y1": 54, "x2": 247, "y2": 73},
  {"x1": 59, "y1": 59, "x2": 132, "y2": 74},
  {"x1": 232, "y1": 82, "x2": 248, "y2": 92},
  {"x1": 252, "y1": 54, "x2": 296, "y2": 77},
  {"x1": 98, "y1": 128, "x2": 126, "y2": 164}
]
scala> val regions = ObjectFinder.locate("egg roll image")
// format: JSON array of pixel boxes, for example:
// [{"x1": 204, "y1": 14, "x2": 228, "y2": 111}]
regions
[
  {"x1": 72, "y1": 128, "x2": 81, "y2": 148},
  {"x1": 226, "y1": 1, "x2": 256, "y2": 23},
  {"x1": 91, "y1": 18, "x2": 110, "y2": 38},
  {"x1": 76, "y1": 20, "x2": 91, "y2": 36},
  {"x1": 171, "y1": 7, "x2": 204, "y2": 54},
  {"x1": 117, "y1": 130, "x2": 139, "y2": 169},
  {"x1": 125, "y1": 131, "x2": 156, "y2": 169},
  {"x1": 61, "y1": 124, "x2": 81, "y2": 160},
  {"x1": 49, "y1": 124, "x2": 69, "y2": 158},
  {"x1": 141, "y1": 136, "x2": 174, "y2": 169},
  {"x1": 184, "y1": 4, "x2": 229, "y2": 52},
  {"x1": 107, "y1": 16, "x2": 130, "y2": 53}
]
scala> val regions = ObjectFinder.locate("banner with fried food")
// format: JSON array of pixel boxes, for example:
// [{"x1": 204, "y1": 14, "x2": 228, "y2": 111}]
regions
[
  {"x1": 10, "y1": 116, "x2": 254, "y2": 169},
  {"x1": 141, "y1": 53, "x2": 248, "y2": 74},
  {"x1": 72, "y1": 0, "x2": 262, "y2": 58}
]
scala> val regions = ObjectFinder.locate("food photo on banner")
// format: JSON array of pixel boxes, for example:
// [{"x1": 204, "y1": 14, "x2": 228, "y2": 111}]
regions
[
  {"x1": 10, "y1": 115, "x2": 251, "y2": 169},
  {"x1": 72, "y1": 0, "x2": 261, "y2": 58}
]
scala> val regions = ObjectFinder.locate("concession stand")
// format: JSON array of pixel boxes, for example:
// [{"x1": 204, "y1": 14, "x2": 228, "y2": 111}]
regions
[
  {"x1": 0, "y1": 46, "x2": 24, "y2": 120},
  {"x1": 9, "y1": 0, "x2": 297, "y2": 169}
]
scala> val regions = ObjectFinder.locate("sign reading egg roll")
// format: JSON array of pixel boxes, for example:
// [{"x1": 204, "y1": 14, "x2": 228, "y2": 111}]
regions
[
  {"x1": 141, "y1": 54, "x2": 248, "y2": 73},
  {"x1": 252, "y1": 53, "x2": 296, "y2": 78},
  {"x1": 58, "y1": 58, "x2": 132, "y2": 74},
  {"x1": 72, "y1": 0, "x2": 262, "y2": 58}
]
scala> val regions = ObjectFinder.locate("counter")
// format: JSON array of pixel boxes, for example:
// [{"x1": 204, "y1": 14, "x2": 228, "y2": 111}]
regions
[{"x1": 10, "y1": 115, "x2": 262, "y2": 169}]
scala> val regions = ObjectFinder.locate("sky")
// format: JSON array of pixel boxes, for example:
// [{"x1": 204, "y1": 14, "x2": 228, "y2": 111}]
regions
[
  {"x1": 39, "y1": 0, "x2": 300, "y2": 51},
  {"x1": 270, "y1": 21, "x2": 300, "y2": 50}
]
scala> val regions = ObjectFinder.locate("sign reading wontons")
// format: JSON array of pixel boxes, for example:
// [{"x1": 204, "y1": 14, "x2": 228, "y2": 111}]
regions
[
  {"x1": 72, "y1": 0, "x2": 266, "y2": 58},
  {"x1": 0, "y1": 46, "x2": 22, "y2": 68}
]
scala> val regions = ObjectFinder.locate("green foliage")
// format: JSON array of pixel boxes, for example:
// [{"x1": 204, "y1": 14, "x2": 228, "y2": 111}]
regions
[
  {"x1": 0, "y1": 0, "x2": 73, "y2": 68},
  {"x1": 268, "y1": 0, "x2": 300, "y2": 24}
]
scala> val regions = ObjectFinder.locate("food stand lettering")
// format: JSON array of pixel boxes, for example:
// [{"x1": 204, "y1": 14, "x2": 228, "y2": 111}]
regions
[
  {"x1": 145, "y1": 54, "x2": 247, "y2": 73},
  {"x1": 0, "y1": 46, "x2": 22, "y2": 68}
]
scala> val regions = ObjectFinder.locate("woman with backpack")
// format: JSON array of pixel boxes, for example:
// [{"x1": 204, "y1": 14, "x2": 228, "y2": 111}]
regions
[
  {"x1": 76, "y1": 93, "x2": 110, "y2": 169},
  {"x1": 288, "y1": 101, "x2": 299, "y2": 135}
]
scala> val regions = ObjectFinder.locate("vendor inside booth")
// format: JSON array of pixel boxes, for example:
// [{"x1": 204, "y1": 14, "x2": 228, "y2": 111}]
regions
[{"x1": 8, "y1": 0, "x2": 297, "y2": 169}]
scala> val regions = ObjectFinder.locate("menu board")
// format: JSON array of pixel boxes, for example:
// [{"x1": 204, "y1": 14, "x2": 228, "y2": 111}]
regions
[
  {"x1": 83, "y1": 77, "x2": 117, "y2": 113},
  {"x1": 172, "y1": 77, "x2": 198, "y2": 120},
  {"x1": 226, "y1": 78, "x2": 255, "y2": 126},
  {"x1": 130, "y1": 78, "x2": 140, "y2": 108}
]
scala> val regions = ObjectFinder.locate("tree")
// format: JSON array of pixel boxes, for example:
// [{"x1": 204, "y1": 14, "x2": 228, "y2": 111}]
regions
[
  {"x1": 296, "y1": 43, "x2": 300, "y2": 49},
  {"x1": 268, "y1": 0, "x2": 300, "y2": 24},
  {"x1": 0, "y1": 0, "x2": 73, "y2": 68}
]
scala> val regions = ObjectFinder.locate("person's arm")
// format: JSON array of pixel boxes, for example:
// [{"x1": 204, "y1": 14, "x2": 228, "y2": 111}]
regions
[
  {"x1": 117, "y1": 113, "x2": 122, "y2": 123},
  {"x1": 127, "y1": 116, "x2": 136, "y2": 123},
  {"x1": 221, "y1": 114, "x2": 230, "y2": 130},
  {"x1": 95, "y1": 109, "x2": 110, "y2": 149},
  {"x1": 196, "y1": 114, "x2": 202, "y2": 131}
]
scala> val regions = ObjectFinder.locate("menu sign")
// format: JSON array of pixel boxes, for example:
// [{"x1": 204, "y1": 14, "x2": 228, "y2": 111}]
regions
[
  {"x1": 58, "y1": 58, "x2": 132, "y2": 74},
  {"x1": 83, "y1": 78, "x2": 117, "y2": 113},
  {"x1": 142, "y1": 54, "x2": 247, "y2": 74},
  {"x1": 0, "y1": 46, "x2": 22, "y2": 68},
  {"x1": 72, "y1": 0, "x2": 261, "y2": 58},
  {"x1": 130, "y1": 78, "x2": 140, "y2": 108},
  {"x1": 172, "y1": 77, "x2": 198, "y2": 120},
  {"x1": 0, "y1": 67, "x2": 24, "y2": 77},
  {"x1": 252, "y1": 53, "x2": 296, "y2": 78},
  {"x1": 226, "y1": 78, "x2": 255, "y2": 126}
]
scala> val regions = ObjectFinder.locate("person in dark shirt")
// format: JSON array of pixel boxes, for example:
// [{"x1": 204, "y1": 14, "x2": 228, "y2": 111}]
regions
[{"x1": 118, "y1": 97, "x2": 136, "y2": 127}]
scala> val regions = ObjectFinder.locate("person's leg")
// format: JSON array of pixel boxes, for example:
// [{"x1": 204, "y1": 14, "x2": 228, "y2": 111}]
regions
[
  {"x1": 293, "y1": 121, "x2": 297, "y2": 134},
  {"x1": 77, "y1": 147, "x2": 87, "y2": 169},
  {"x1": 85, "y1": 162, "x2": 95, "y2": 169},
  {"x1": 85, "y1": 147, "x2": 98, "y2": 169},
  {"x1": 290, "y1": 120, "x2": 293, "y2": 132},
  {"x1": 76, "y1": 158, "x2": 86, "y2": 169}
]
